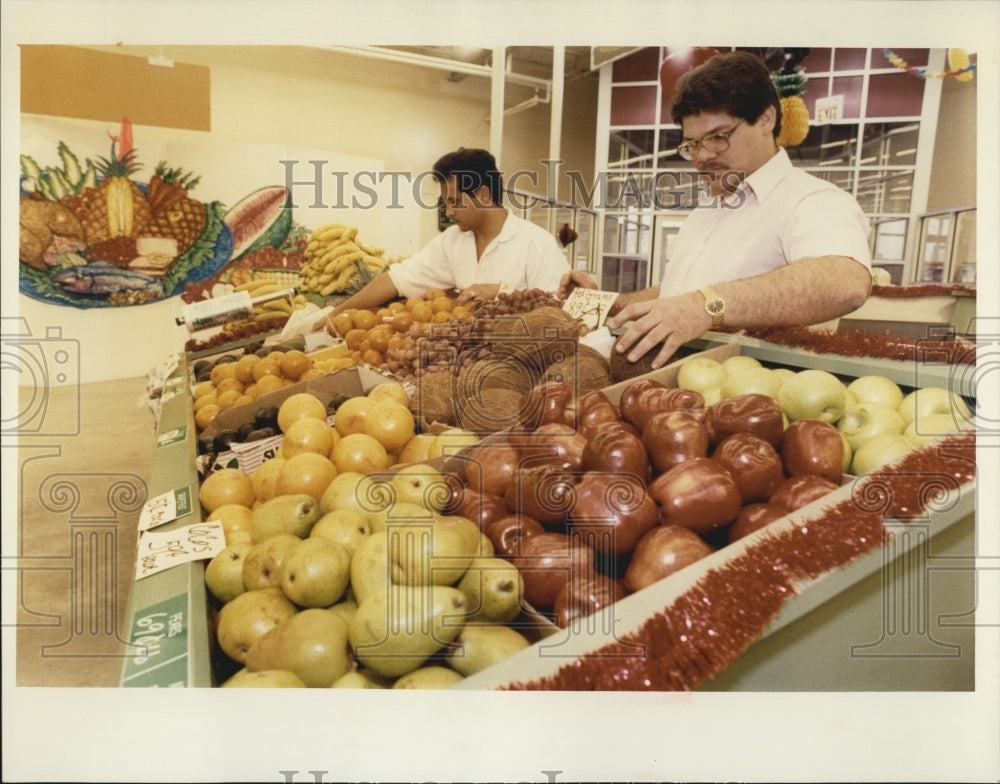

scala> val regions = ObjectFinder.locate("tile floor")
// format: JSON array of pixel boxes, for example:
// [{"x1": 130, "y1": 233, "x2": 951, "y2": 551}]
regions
[{"x1": 15, "y1": 376, "x2": 155, "y2": 686}]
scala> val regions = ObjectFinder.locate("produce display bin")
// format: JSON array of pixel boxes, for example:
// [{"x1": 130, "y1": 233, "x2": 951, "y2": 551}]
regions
[{"x1": 121, "y1": 336, "x2": 979, "y2": 690}]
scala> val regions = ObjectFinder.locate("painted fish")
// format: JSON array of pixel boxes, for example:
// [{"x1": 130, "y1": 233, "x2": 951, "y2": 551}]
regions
[{"x1": 53, "y1": 261, "x2": 164, "y2": 298}]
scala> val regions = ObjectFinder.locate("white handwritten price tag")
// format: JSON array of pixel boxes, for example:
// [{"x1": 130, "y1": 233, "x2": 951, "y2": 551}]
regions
[
  {"x1": 497, "y1": 280, "x2": 517, "y2": 296},
  {"x1": 562, "y1": 288, "x2": 620, "y2": 332},
  {"x1": 134, "y1": 521, "x2": 226, "y2": 580},
  {"x1": 138, "y1": 487, "x2": 193, "y2": 532}
]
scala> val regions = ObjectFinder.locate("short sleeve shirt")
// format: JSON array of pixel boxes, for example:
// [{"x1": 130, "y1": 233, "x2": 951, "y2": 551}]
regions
[
  {"x1": 660, "y1": 148, "x2": 872, "y2": 296},
  {"x1": 388, "y1": 210, "x2": 571, "y2": 298}
]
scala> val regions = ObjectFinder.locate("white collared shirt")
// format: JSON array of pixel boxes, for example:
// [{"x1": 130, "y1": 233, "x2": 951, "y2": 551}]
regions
[
  {"x1": 388, "y1": 210, "x2": 570, "y2": 297},
  {"x1": 660, "y1": 148, "x2": 872, "y2": 296}
]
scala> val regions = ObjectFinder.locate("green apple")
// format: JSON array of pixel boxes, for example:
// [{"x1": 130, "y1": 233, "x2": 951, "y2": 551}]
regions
[
  {"x1": 840, "y1": 431, "x2": 853, "y2": 474},
  {"x1": 777, "y1": 369, "x2": 847, "y2": 424},
  {"x1": 702, "y1": 385, "x2": 723, "y2": 406},
  {"x1": 279, "y1": 537, "x2": 351, "y2": 608},
  {"x1": 903, "y1": 413, "x2": 963, "y2": 447},
  {"x1": 898, "y1": 387, "x2": 973, "y2": 427},
  {"x1": 837, "y1": 402, "x2": 906, "y2": 452},
  {"x1": 847, "y1": 375, "x2": 905, "y2": 409},
  {"x1": 851, "y1": 433, "x2": 916, "y2": 476},
  {"x1": 676, "y1": 357, "x2": 727, "y2": 394},
  {"x1": 720, "y1": 354, "x2": 762, "y2": 378},
  {"x1": 772, "y1": 368, "x2": 797, "y2": 384},
  {"x1": 389, "y1": 462, "x2": 449, "y2": 511},
  {"x1": 720, "y1": 366, "x2": 784, "y2": 400}
]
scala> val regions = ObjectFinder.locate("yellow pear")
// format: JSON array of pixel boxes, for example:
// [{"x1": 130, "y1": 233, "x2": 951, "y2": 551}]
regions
[
  {"x1": 392, "y1": 665, "x2": 464, "y2": 689},
  {"x1": 348, "y1": 531, "x2": 391, "y2": 604},
  {"x1": 309, "y1": 507, "x2": 372, "y2": 556},
  {"x1": 445, "y1": 623, "x2": 530, "y2": 677},
  {"x1": 388, "y1": 515, "x2": 482, "y2": 586},
  {"x1": 204, "y1": 541, "x2": 253, "y2": 603},
  {"x1": 330, "y1": 669, "x2": 392, "y2": 689},
  {"x1": 220, "y1": 668, "x2": 306, "y2": 688},
  {"x1": 249, "y1": 493, "x2": 321, "y2": 542},
  {"x1": 348, "y1": 584, "x2": 468, "y2": 678},
  {"x1": 242, "y1": 533, "x2": 302, "y2": 591},
  {"x1": 215, "y1": 588, "x2": 297, "y2": 664},
  {"x1": 279, "y1": 537, "x2": 351, "y2": 608},
  {"x1": 456, "y1": 556, "x2": 524, "y2": 623},
  {"x1": 244, "y1": 608, "x2": 351, "y2": 688}
]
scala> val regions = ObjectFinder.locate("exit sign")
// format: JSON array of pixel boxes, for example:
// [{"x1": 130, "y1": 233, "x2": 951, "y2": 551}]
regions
[{"x1": 815, "y1": 95, "x2": 844, "y2": 124}]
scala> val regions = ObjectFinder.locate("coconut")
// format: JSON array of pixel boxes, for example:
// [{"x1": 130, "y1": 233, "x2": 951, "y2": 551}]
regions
[
  {"x1": 409, "y1": 369, "x2": 458, "y2": 430},
  {"x1": 544, "y1": 344, "x2": 612, "y2": 392},
  {"x1": 458, "y1": 357, "x2": 539, "y2": 396},
  {"x1": 608, "y1": 339, "x2": 705, "y2": 383},
  {"x1": 487, "y1": 307, "x2": 585, "y2": 373},
  {"x1": 455, "y1": 387, "x2": 527, "y2": 436}
]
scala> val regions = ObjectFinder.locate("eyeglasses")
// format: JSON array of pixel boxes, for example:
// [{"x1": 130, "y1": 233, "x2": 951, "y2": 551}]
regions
[{"x1": 677, "y1": 119, "x2": 744, "y2": 161}]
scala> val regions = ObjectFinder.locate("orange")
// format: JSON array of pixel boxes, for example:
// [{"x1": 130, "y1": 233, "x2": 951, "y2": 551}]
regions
[
  {"x1": 252, "y1": 359, "x2": 282, "y2": 382},
  {"x1": 215, "y1": 389, "x2": 243, "y2": 409},
  {"x1": 280, "y1": 350, "x2": 312, "y2": 380},
  {"x1": 215, "y1": 377, "x2": 245, "y2": 396},
  {"x1": 277, "y1": 392, "x2": 328, "y2": 433},
  {"x1": 254, "y1": 375, "x2": 286, "y2": 395},
  {"x1": 410, "y1": 301, "x2": 433, "y2": 323},
  {"x1": 352, "y1": 309, "x2": 377, "y2": 331},
  {"x1": 387, "y1": 334, "x2": 405, "y2": 354},
  {"x1": 199, "y1": 467, "x2": 255, "y2": 513},
  {"x1": 426, "y1": 288, "x2": 448, "y2": 301},
  {"x1": 331, "y1": 311, "x2": 354, "y2": 336},
  {"x1": 194, "y1": 404, "x2": 221, "y2": 431},
  {"x1": 206, "y1": 503, "x2": 254, "y2": 545},
  {"x1": 376, "y1": 307, "x2": 393, "y2": 323},
  {"x1": 233, "y1": 394, "x2": 254, "y2": 407},
  {"x1": 451, "y1": 305, "x2": 472, "y2": 319},
  {"x1": 367, "y1": 382, "x2": 409, "y2": 407},
  {"x1": 431, "y1": 296, "x2": 454, "y2": 314},
  {"x1": 243, "y1": 382, "x2": 259, "y2": 398},
  {"x1": 367, "y1": 325, "x2": 392, "y2": 353},
  {"x1": 432, "y1": 310, "x2": 452, "y2": 324},
  {"x1": 299, "y1": 367, "x2": 330, "y2": 381},
  {"x1": 234, "y1": 354, "x2": 260, "y2": 384},
  {"x1": 332, "y1": 433, "x2": 390, "y2": 474},
  {"x1": 193, "y1": 380, "x2": 216, "y2": 399},
  {"x1": 344, "y1": 328, "x2": 368, "y2": 352},
  {"x1": 277, "y1": 452, "x2": 338, "y2": 501},
  {"x1": 193, "y1": 393, "x2": 218, "y2": 413},
  {"x1": 391, "y1": 311, "x2": 414, "y2": 333},
  {"x1": 404, "y1": 296, "x2": 426, "y2": 311},
  {"x1": 388, "y1": 301, "x2": 407, "y2": 314},
  {"x1": 397, "y1": 433, "x2": 437, "y2": 465},
  {"x1": 361, "y1": 349, "x2": 383, "y2": 367},
  {"x1": 210, "y1": 361, "x2": 238, "y2": 386}
]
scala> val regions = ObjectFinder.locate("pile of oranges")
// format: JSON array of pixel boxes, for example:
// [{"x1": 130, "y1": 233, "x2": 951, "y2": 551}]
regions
[
  {"x1": 327, "y1": 289, "x2": 473, "y2": 369},
  {"x1": 192, "y1": 346, "x2": 356, "y2": 431}
]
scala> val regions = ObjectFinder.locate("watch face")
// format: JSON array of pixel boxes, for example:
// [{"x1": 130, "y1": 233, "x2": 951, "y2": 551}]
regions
[{"x1": 707, "y1": 300, "x2": 723, "y2": 314}]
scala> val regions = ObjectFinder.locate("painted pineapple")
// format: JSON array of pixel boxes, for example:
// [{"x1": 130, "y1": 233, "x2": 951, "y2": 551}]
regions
[
  {"x1": 145, "y1": 163, "x2": 207, "y2": 254},
  {"x1": 773, "y1": 66, "x2": 810, "y2": 148},
  {"x1": 62, "y1": 119, "x2": 151, "y2": 245}
]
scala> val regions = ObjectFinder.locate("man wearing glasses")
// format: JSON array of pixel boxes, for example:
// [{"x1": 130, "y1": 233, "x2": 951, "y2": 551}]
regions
[{"x1": 563, "y1": 50, "x2": 872, "y2": 369}]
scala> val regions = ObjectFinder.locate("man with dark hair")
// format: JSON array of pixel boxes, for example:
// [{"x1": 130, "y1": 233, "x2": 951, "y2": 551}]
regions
[
  {"x1": 563, "y1": 50, "x2": 872, "y2": 369},
  {"x1": 329, "y1": 147, "x2": 569, "y2": 315}
]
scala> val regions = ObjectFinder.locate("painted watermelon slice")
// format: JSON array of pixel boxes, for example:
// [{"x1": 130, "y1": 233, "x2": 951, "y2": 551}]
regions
[{"x1": 223, "y1": 185, "x2": 293, "y2": 261}]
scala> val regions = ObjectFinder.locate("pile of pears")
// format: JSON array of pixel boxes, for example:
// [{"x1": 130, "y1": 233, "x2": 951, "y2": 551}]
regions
[{"x1": 204, "y1": 467, "x2": 533, "y2": 688}]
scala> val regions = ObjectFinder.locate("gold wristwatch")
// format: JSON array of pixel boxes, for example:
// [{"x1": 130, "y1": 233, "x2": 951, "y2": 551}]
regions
[{"x1": 699, "y1": 286, "x2": 725, "y2": 328}]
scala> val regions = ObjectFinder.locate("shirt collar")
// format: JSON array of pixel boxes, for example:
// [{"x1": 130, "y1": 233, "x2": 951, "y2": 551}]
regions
[{"x1": 744, "y1": 147, "x2": 792, "y2": 202}]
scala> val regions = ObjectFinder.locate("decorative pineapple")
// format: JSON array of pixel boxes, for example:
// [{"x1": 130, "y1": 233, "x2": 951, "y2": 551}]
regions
[
  {"x1": 145, "y1": 163, "x2": 207, "y2": 254},
  {"x1": 772, "y1": 65, "x2": 810, "y2": 148},
  {"x1": 63, "y1": 121, "x2": 151, "y2": 245}
]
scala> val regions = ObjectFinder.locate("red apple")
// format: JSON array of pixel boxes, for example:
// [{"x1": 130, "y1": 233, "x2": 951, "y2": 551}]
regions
[
  {"x1": 553, "y1": 573, "x2": 628, "y2": 629},
  {"x1": 619, "y1": 378, "x2": 668, "y2": 424},
  {"x1": 464, "y1": 441, "x2": 522, "y2": 497},
  {"x1": 505, "y1": 462, "x2": 578, "y2": 526},
  {"x1": 583, "y1": 419, "x2": 642, "y2": 440},
  {"x1": 519, "y1": 380, "x2": 577, "y2": 430},
  {"x1": 623, "y1": 525, "x2": 715, "y2": 593},
  {"x1": 512, "y1": 531, "x2": 595, "y2": 609},
  {"x1": 769, "y1": 474, "x2": 839, "y2": 512},
  {"x1": 781, "y1": 419, "x2": 846, "y2": 483},
  {"x1": 581, "y1": 427, "x2": 651, "y2": 482},
  {"x1": 711, "y1": 432, "x2": 785, "y2": 503},
  {"x1": 727, "y1": 502, "x2": 789, "y2": 543},
  {"x1": 625, "y1": 386, "x2": 706, "y2": 431},
  {"x1": 487, "y1": 513, "x2": 545, "y2": 557},
  {"x1": 642, "y1": 410, "x2": 710, "y2": 474},
  {"x1": 524, "y1": 422, "x2": 588, "y2": 471},
  {"x1": 568, "y1": 472, "x2": 659, "y2": 555},
  {"x1": 705, "y1": 392, "x2": 785, "y2": 448},
  {"x1": 453, "y1": 487, "x2": 511, "y2": 532},
  {"x1": 576, "y1": 390, "x2": 622, "y2": 440},
  {"x1": 647, "y1": 457, "x2": 742, "y2": 533}
]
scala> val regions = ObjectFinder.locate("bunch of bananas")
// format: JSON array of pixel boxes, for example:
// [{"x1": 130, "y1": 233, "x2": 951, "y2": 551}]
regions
[
  {"x1": 298, "y1": 223, "x2": 393, "y2": 298},
  {"x1": 232, "y1": 277, "x2": 308, "y2": 325}
]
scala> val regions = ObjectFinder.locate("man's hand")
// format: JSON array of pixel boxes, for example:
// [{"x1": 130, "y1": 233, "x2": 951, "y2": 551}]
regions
[
  {"x1": 557, "y1": 269, "x2": 599, "y2": 299},
  {"x1": 609, "y1": 291, "x2": 712, "y2": 370},
  {"x1": 455, "y1": 283, "x2": 501, "y2": 304}
]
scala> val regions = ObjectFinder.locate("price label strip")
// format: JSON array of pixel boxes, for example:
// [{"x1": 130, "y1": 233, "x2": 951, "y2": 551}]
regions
[
  {"x1": 562, "y1": 288, "x2": 620, "y2": 332},
  {"x1": 121, "y1": 593, "x2": 190, "y2": 687},
  {"x1": 156, "y1": 425, "x2": 187, "y2": 447},
  {"x1": 138, "y1": 487, "x2": 193, "y2": 532},
  {"x1": 135, "y1": 521, "x2": 226, "y2": 581}
]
